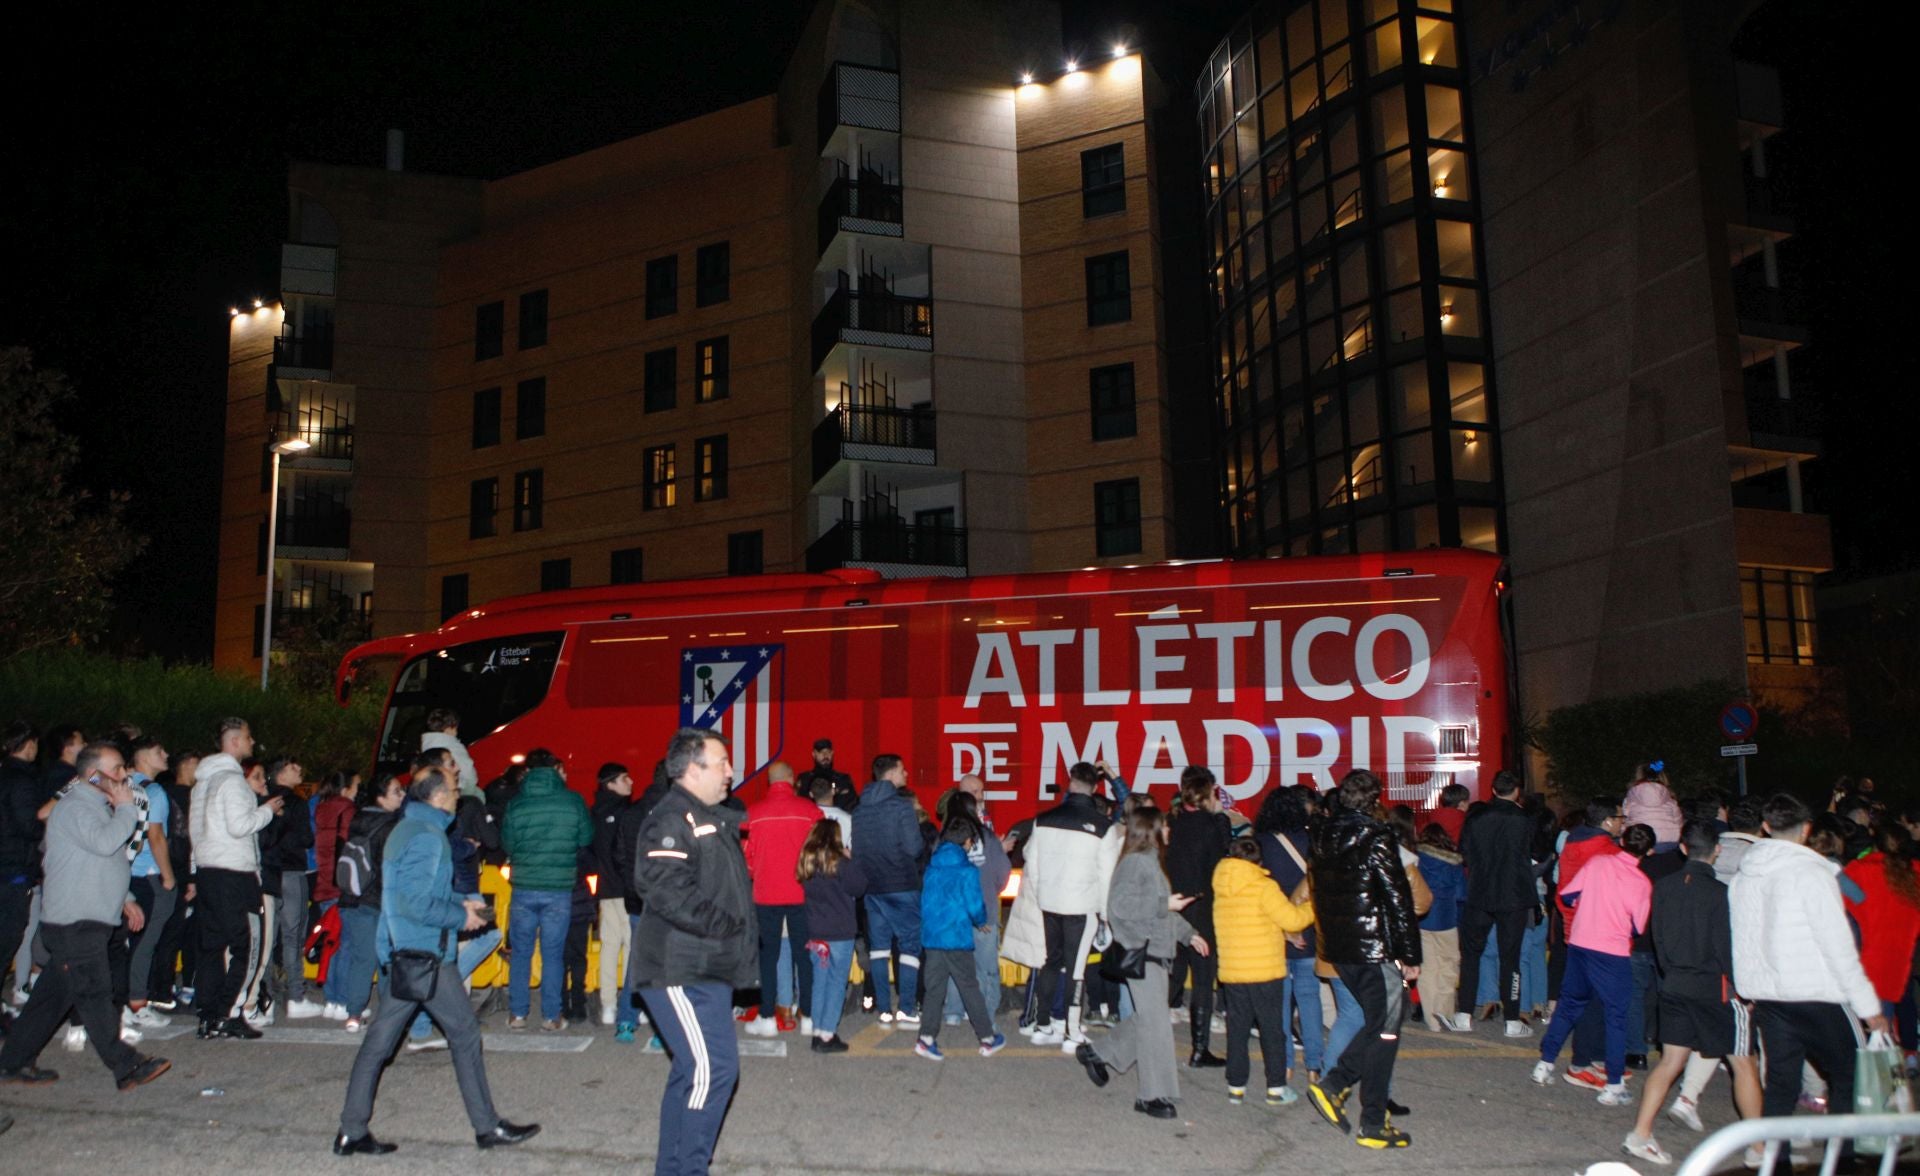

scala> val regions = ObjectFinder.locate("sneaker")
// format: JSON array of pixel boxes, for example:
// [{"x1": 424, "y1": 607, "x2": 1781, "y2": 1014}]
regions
[
  {"x1": 811, "y1": 1035, "x2": 850, "y2": 1054},
  {"x1": 913, "y1": 1037, "x2": 944, "y2": 1062},
  {"x1": 1017, "y1": 1021, "x2": 1041, "y2": 1037},
  {"x1": 244, "y1": 1006, "x2": 272, "y2": 1029},
  {"x1": 801, "y1": 1016, "x2": 813, "y2": 1035},
  {"x1": 744, "y1": 1016, "x2": 778, "y2": 1038},
  {"x1": 63, "y1": 1025, "x2": 87, "y2": 1052},
  {"x1": 343, "y1": 1016, "x2": 363, "y2": 1033},
  {"x1": 876, "y1": 1010, "x2": 895, "y2": 1026},
  {"x1": 540, "y1": 1018, "x2": 568, "y2": 1032},
  {"x1": 1228, "y1": 1086, "x2": 1247, "y2": 1106},
  {"x1": 1622, "y1": 1132, "x2": 1673, "y2": 1164},
  {"x1": 1268, "y1": 1086, "x2": 1299, "y2": 1106},
  {"x1": 284, "y1": 997, "x2": 324, "y2": 1019},
  {"x1": 222, "y1": 1016, "x2": 263, "y2": 1040},
  {"x1": 195, "y1": 1020, "x2": 229, "y2": 1040},
  {"x1": 1031, "y1": 1025, "x2": 1066, "y2": 1046},
  {"x1": 1530, "y1": 1061, "x2": 1556, "y2": 1085},
  {"x1": 1598, "y1": 1083, "x2": 1634, "y2": 1106},
  {"x1": 323, "y1": 1002, "x2": 348, "y2": 1021},
  {"x1": 176, "y1": 986, "x2": 195, "y2": 1005},
  {"x1": 506, "y1": 1016, "x2": 528, "y2": 1031},
  {"x1": 1355, "y1": 1121, "x2": 1411, "y2": 1149},
  {"x1": 1169, "y1": 1005, "x2": 1189, "y2": 1023},
  {"x1": 615, "y1": 1023, "x2": 636, "y2": 1043},
  {"x1": 1307, "y1": 1081, "x2": 1351, "y2": 1134},
  {"x1": 979, "y1": 1033, "x2": 1006, "y2": 1057},
  {"x1": 600, "y1": 1004, "x2": 617, "y2": 1027},
  {"x1": 115, "y1": 1056, "x2": 171, "y2": 1092},
  {"x1": 734, "y1": 1004, "x2": 760, "y2": 1023},
  {"x1": 894, "y1": 1009, "x2": 921, "y2": 1026},
  {"x1": 1504, "y1": 1019, "x2": 1534, "y2": 1039},
  {"x1": 1563, "y1": 1065, "x2": 1608, "y2": 1090},
  {"x1": 125, "y1": 1005, "x2": 172, "y2": 1028},
  {"x1": 1744, "y1": 1144, "x2": 1769, "y2": 1170},
  {"x1": 119, "y1": 1024, "x2": 143, "y2": 1045},
  {"x1": 404, "y1": 1034, "x2": 448, "y2": 1053},
  {"x1": 1667, "y1": 1095, "x2": 1704, "y2": 1133}
]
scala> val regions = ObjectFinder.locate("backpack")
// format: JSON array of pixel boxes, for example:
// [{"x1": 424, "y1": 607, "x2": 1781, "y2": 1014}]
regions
[{"x1": 335, "y1": 832, "x2": 377, "y2": 902}]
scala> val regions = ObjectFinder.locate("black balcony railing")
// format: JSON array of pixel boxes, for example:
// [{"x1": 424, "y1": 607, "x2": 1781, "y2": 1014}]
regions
[
  {"x1": 274, "y1": 330, "x2": 334, "y2": 371},
  {"x1": 278, "y1": 507, "x2": 351, "y2": 550},
  {"x1": 806, "y1": 518, "x2": 967, "y2": 572},
  {"x1": 816, "y1": 62, "x2": 901, "y2": 151},
  {"x1": 811, "y1": 283, "x2": 933, "y2": 369},
  {"x1": 1731, "y1": 270, "x2": 1806, "y2": 328},
  {"x1": 817, "y1": 171, "x2": 904, "y2": 255},
  {"x1": 811, "y1": 402, "x2": 937, "y2": 481},
  {"x1": 272, "y1": 605, "x2": 371, "y2": 641},
  {"x1": 273, "y1": 417, "x2": 354, "y2": 461}
]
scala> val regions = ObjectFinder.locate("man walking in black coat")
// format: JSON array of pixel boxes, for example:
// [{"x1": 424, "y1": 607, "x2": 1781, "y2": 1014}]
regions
[{"x1": 1455, "y1": 770, "x2": 1538, "y2": 1038}]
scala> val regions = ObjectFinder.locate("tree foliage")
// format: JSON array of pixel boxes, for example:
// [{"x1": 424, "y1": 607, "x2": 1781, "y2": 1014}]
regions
[
  {"x1": 1529, "y1": 680, "x2": 1746, "y2": 808},
  {"x1": 0, "y1": 348, "x2": 146, "y2": 660}
]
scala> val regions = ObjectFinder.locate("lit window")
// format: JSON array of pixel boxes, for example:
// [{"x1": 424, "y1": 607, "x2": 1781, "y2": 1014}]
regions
[{"x1": 644, "y1": 445, "x2": 676, "y2": 510}]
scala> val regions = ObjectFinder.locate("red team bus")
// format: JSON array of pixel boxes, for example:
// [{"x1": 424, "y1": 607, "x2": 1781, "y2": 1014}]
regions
[{"x1": 335, "y1": 550, "x2": 1513, "y2": 822}]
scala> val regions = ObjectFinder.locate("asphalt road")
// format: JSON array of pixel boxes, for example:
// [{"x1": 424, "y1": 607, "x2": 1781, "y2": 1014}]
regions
[{"x1": 0, "y1": 1004, "x2": 1804, "y2": 1174}]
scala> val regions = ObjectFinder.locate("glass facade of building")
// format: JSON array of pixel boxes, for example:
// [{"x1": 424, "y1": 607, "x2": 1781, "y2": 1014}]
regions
[{"x1": 1200, "y1": 0, "x2": 1503, "y2": 558}]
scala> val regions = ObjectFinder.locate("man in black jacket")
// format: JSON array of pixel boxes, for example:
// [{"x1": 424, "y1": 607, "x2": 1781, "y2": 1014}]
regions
[
  {"x1": 795, "y1": 739, "x2": 857, "y2": 811},
  {"x1": 589, "y1": 763, "x2": 634, "y2": 1027},
  {"x1": 0, "y1": 722, "x2": 43, "y2": 1006},
  {"x1": 1455, "y1": 769, "x2": 1536, "y2": 1038},
  {"x1": 631, "y1": 728, "x2": 756, "y2": 1176},
  {"x1": 1307, "y1": 770, "x2": 1421, "y2": 1150}
]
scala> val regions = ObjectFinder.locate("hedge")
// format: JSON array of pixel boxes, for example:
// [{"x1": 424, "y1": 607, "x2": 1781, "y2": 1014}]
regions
[{"x1": 0, "y1": 648, "x2": 381, "y2": 774}]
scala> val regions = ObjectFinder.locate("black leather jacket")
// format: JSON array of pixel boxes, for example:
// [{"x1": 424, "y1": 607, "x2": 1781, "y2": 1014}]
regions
[
  {"x1": 1310, "y1": 808, "x2": 1421, "y2": 967},
  {"x1": 1460, "y1": 798, "x2": 1537, "y2": 913}
]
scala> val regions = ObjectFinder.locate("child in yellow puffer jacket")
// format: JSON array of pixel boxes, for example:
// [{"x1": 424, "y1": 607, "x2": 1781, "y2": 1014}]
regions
[{"x1": 1212, "y1": 836, "x2": 1316, "y2": 1106}]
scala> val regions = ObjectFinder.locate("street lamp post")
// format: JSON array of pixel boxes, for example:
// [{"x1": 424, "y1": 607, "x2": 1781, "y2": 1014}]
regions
[{"x1": 261, "y1": 436, "x2": 312, "y2": 689}]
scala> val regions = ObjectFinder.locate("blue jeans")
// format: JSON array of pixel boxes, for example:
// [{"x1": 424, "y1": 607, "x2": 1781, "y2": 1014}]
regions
[
  {"x1": 337, "y1": 904, "x2": 380, "y2": 1015},
  {"x1": 640, "y1": 983, "x2": 739, "y2": 1176},
  {"x1": 776, "y1": 934, "x2": 794, "y2": 1009},
  {"x1": 810, "y1": 938, "x2": 855, "y2": 1036},
  {"x1": 410, "y1": 928, "x2": 502, "y2": 1039},
  {"x1": 944, "y1": 922, "x2": 1001, "y2": 1022},
  {"x1": 1280, "y1": 956, "x2": 1327, "y2": 1073},
  {"x1": 1540, "y1": 946, "x2": 1632, "y2": 1084},
  {"x1": 863, "y1": 891, "x2": 922, "y2": 1016},
  {"x1": 508, "y1": 889, "x2": 571, "y2": 1021},
  {"x1": 1323, "y1": 975, "x2": 1363, "y2": 1073}
]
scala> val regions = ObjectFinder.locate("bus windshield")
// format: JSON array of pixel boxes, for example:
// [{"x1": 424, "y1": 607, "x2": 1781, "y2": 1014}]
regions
[{"x1": 377, "y1": 632, "x2": 565, "y2": 764}]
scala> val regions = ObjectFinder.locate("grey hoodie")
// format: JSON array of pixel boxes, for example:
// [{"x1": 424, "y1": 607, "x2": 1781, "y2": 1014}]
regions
[{"x1": 41, "y1": 783, "x2": 139, "y2": 925}]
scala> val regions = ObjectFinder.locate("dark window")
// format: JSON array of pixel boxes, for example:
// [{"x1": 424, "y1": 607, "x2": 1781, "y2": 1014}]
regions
[
  {"x1": 727, "y1": 530, "x2": 763, "y2": 575},
  {"x1": 539, "y1": 557, "x2": 572, "y2": 592},
  {"x1": 1086, "y1": 251, "x2": 1132, "y2": 326},
  {"x1": 695, "y1": 434, "x2": 729, "y2": 502},
  {"x1": 440, "y1": 573, "x2": 470, "y2": 621},
  {"x1": 379, "y1": 632, "x2": 564, "y2": 762},
  {"x1": 518, "y1": 289, "x2": 549, "y2": 349},
  {"x1": 1081, "y1": 144, "x2": 1126, "y2": 217},
  {"x1": 644, "y1": 445, "x2": 676, "y2": 510},
  {"x1": 1090, "y1": 363, "x2": 1138, "y2": 440},
  {"x1": 696, "y1": 241, "x2": 730, "y2": 306},
  {"x1": 696, "y1": 336, "x2": 730, "y2": 403},
  {"x1": 513, "y1": 469, "x2": 544, "y2": 532},
  {"x1": 1095, "y1": 477, "x2": 1143, "y2": 556},
  {"x1": 645, "y1": 255, "x2": 677, "y2": 318},
  {"x1": 474, "y1": 301, "x2": 504, "y2": 361},
  {"x1": 468, "y1": 478, "x2": 498, "y2": 539},
  {"x1": 516, "y1": 377, "x2": 546, "y2": 439},
  {"x1": 472, "y1": 387, "x2": 501, "y2": 448},
  {"x1": 252, "y1": 604, "x2": 265, "y2": 654},
  {"x1": 610, "y1": 546, "x2": 644, "y2": 585},
  {"x1": 259, "y1": 444, "x2": 271, "y2": 492},
  {"x1": 644, "y1": 347, "x2": 676, "y2": 412}
]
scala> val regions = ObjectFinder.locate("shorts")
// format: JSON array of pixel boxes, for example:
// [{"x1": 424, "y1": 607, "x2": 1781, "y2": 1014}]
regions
[{"x1": 1658, "y1": 991, "x2": 1751, "y2": 1059}]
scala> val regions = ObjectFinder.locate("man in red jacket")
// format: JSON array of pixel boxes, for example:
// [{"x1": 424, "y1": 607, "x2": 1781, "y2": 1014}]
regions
[{"x1": 741, "y1": 761, "x2": 822, "y2": 1035}]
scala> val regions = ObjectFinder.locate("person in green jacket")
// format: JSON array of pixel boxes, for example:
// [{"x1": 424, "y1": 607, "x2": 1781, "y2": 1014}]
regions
[{"x1": 503, "y1": 750, "x2": 591, "y2": 1030}]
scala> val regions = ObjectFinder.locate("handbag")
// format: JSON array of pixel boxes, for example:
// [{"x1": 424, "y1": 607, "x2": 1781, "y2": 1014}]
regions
[
  {"x1": 1855, "y1": 1029, "x2": 1916, "y2": 1156},
  {"x1": 388, "y1": 929, "x2": 449, "y2": 1003},
  {"x1": 1098, "y1": 941, "x2": 1152, "y2": 984}
]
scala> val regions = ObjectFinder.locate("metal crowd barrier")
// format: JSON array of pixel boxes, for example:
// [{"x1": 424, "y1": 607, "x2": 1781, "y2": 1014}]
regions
[{"x1": 1673, "y1": 1113, "x2": 1920, "y2": 1176}]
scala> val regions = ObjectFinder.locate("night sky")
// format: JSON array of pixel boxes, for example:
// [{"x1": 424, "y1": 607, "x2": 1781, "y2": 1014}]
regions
[{"x1": 1, "y1": 0, "x2": 1903, "y2": 664}]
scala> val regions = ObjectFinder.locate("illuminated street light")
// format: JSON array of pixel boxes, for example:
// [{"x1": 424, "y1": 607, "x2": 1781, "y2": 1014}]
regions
[{"x1": 260, "y1": 436, "x2": 313, "y2": 690}]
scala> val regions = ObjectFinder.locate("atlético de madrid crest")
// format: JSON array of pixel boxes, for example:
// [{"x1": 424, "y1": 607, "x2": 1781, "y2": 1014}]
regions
[{"x1": 679, "y1": 644, "x2": 785, "y2": 788}]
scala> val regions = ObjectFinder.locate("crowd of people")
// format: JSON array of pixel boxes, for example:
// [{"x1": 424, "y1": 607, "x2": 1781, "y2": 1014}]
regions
[{"x1": 0, "y1": 711, "x2": 1903, "y2": 1173}]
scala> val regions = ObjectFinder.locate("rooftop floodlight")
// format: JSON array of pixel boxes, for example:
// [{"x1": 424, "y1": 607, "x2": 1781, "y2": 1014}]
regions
[
  {"x1": 1020, "y1": 71, "x2": 1034, "y2": 84},
  {"x1": 1064, "y1": 59, "x2": 1079, "y2": 73},
  {"x1": 1112, "y1": 44, "x2": 1128, "y2": 58}
]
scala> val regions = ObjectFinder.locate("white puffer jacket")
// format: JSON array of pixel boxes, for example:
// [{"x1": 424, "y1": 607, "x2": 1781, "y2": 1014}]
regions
[
  {"x1": 189, "y1": 753, "x2": 273, "y2": 874},
  {"x1": 1729, "y1": 837, "x2": 1879, "y2": 1018}
]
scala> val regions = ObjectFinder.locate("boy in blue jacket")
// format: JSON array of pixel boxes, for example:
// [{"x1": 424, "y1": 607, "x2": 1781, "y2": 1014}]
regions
[{"x1": 914, "y1": 816, "x2": 1005, "y2": 1060}]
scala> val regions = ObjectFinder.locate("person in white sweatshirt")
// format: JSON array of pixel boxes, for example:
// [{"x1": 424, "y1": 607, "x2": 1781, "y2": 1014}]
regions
[
  {"x1": 420, "y1": 709, "x2": 478, "y2": 797},
  {"x1": 1729, "y1": 791, "x2": 1885, "y2": 1139},
  {"x1": 189, "y1": 718, "x2": 280, "y2": 1039}
]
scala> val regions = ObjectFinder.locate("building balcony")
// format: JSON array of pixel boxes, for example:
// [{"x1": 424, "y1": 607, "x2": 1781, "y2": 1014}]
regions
[
  {"x1": 1741, "y1": 385, "x2": 1822, "y2": 451},
  {"x1": 811, "y1": 401, "x2": 936, "y2": 483},
  {"x1": 817, "y1": 166, "x2": 903, "y2": 257},
  {"x1": 272, "y1": 605, "x2": 371, "y2": 642},
  {"x1": 811, "y1": 278, "x2": 932, "y2": 370},
  {"x1": 805, "y1": 517, "x2": 967, "y2": 576},
  {"x1": 1733, "y1": 506, "x2": 1831, "y2": 572},
  {"x1": 817, "y1": 62, "x2": 900, "y2": 157},
  {"x1": 277, "y1": 507, "x2": 351, "y2": 555},
  {"x1": 273, "y1": 329, "x2": 334, "y2": 376}
]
